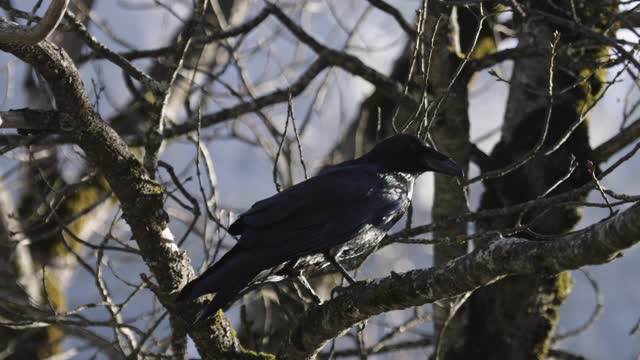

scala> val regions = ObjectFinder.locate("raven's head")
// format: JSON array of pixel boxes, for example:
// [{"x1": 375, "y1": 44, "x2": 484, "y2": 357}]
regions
[{"x1": 364, "y1": 134, "x2": 464, "y2": 177}]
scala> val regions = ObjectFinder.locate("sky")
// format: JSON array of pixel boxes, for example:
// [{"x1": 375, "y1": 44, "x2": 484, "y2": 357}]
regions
[{"x1": 1, "y1": 0, "x2": 639, "y2": 358}]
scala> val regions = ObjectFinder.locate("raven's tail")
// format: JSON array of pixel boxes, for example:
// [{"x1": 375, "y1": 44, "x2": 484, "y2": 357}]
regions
[
  {"x1": 176, "y1": 246, "x2": 242, "y2": 304},
  {"x1": 176, "y1": 246, "x2": 267, "y2": 323}
]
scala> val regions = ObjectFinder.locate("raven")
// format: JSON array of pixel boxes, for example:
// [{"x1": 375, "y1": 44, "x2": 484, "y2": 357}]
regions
[{"x1": 177, "y1": 134, "x2": 463, "y2": 322}]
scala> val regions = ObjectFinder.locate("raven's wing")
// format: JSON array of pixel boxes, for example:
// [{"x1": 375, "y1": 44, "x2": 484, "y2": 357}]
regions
[
  {"x1": 232, "y1": 163, "x2": 410, "y2": 259},
  {"x1": 177, "y1": 163, "x2": 410, "y2": 323}
]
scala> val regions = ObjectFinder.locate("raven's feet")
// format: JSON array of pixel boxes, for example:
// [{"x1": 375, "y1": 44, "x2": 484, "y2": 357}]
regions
[
  {"x1": 357, "y1": 320, "x2": 367, "y2": 332},
  {"x1": 323, "y1": 252, "x2": 356, "y2": 285}
]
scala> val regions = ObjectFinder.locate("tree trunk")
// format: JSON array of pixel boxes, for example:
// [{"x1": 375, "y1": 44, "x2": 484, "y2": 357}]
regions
[{"x1": 465, "y1": 1, "x2": 617, "y2": 359}]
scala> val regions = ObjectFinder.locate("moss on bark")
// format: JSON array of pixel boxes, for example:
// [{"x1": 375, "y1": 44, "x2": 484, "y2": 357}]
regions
[{"x1": 465, "y1": 1, "x2": 618, "y2": 359}]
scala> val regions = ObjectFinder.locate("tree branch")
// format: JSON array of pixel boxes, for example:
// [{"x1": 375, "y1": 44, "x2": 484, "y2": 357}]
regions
[
  {"x1": 135, "y1": 3, "x2": 416, "y2": 139},
  {"x1": 365, "y1": 0, "x2": 416, "y2": 37},
  {"x1": 0, "y1": 34, "x2": 268, "y2": 360},
  {"x1": 279, "y1": 201, "x2": 640, "y2": 359},
  {"x1": 164, "y1": 58, "x2": 329, "y2": 138},
  {"x1": 64, "y1": 11, "x2": 163, "y2": 93},
  {"x1": 0, "y1": 0, "x2": 68, "y2": 45},
  {"x1": 0, "y1": 109, "x2": 62, "y2": 130},
  {"x1": 266, "y1": 2, "x2": 413, "y2": 107}
]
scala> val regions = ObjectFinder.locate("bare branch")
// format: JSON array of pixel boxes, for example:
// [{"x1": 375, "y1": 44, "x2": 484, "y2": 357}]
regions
[
  {"x1": 280, "y1": 201, "x2": 640, "y2": 359},
  {"x1": 164, "y1": 58, "x2": 329, "y2": 138},
  {"x1": 366, "y1": 0, "x2": 416, "y2": 37},
  {"x1": 64, "y1": 11, "x2": 163, "y2": 93},
  {"x1": 0, "y1": 109, "x2": 62, "y2": 130},
  {"x1": 0, "y1": 0, "x2": 68, "y2": 45},
  {"x1": 0, "y1": 29, "x2": 269, "y2": 360},
  {"x1": 266, "y1": 2, "x2": 413, "y2": 107}
]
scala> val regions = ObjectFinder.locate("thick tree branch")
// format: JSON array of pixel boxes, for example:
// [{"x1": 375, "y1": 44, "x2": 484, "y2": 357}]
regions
[
  {"x1": 0, "y1": 36, "x2": 267, "y2": 360},
  {"x1": 531, "y1": 9, "x2": 640, "y2": 74},
  {"x1": 279, "y1": 201, "x2": 640, "y2": 359},
  {"x1": 0, "y1": 0, "x2": 68, "y2": 45},
  {"x1": 0, "y1": 109, "x2": 62, "y2": 130},
  {"x1": 144, "y1": 0, "x2": 207, "y2": 176},
  {"x1": 620, "y1": 9, "x2": 640, "y2": 29},
  {"x1": 466, "y1": 47, "x2": 544, "y2": 73}
]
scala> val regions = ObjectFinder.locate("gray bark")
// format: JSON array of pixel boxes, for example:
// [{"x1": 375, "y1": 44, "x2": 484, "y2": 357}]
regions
[{"x1": 279, "y1": 201, "x2": 640, "y2": 359}]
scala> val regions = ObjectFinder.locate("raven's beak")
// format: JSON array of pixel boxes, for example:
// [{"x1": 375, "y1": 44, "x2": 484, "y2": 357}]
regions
[{"x1": 424, "y1": 152, "x2": 464, "y2": 177}]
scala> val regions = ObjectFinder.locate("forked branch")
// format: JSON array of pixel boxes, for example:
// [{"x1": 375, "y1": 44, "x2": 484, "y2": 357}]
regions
[{"x1": 0, "y1": 0, "x2": 69, "y2": 45}]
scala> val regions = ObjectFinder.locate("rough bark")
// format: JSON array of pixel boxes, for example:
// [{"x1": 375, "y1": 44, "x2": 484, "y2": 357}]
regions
[
  {"x1": 427, "y1": 4, "x2": 472, "y2": 358},
  {"x1": 333, "y1": 4, "x2": 492, "y2": 357},
  {"x1": 0, "y1": 1, "x2": 632, "y2": 359},
  {"x1": 0, "y1": 0, "x2": 68, "y2": 45},
  {"x1": 0, "y1": 33, "x2": 268, "y2": 360},
  {"x1": 279, "y1": 201, "x2": 640, "y2": 359},
  {"x1": 0, "y1": 2, "x2": 116, "y2": 357},
  {"x1": 466, "y1": 1, "x2": 618, "y2": 359}
]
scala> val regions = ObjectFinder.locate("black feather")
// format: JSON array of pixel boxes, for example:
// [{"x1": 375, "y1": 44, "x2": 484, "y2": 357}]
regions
[{"x1": 176, "y1": 134, "x2": 462, "y2": 323}]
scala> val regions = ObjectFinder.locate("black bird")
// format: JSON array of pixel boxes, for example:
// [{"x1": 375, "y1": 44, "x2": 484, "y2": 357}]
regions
[{"x1": 177, "y1": 134, "x2": 463, "y2": 322}]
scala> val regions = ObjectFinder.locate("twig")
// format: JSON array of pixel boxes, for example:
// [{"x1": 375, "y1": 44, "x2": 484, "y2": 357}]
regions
[
  {"x1": 554, "y1": 270, "x2": 603, "y2": 342},
  {"x1": 366, "y1": 0, "x2": 416, "y2": 37},
  {"x1": 65, "y1": 12, "x2": 163, "y2": 93},
  {"x1": 466, "y1": 31, "x2": 561, "y2": 184}
]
